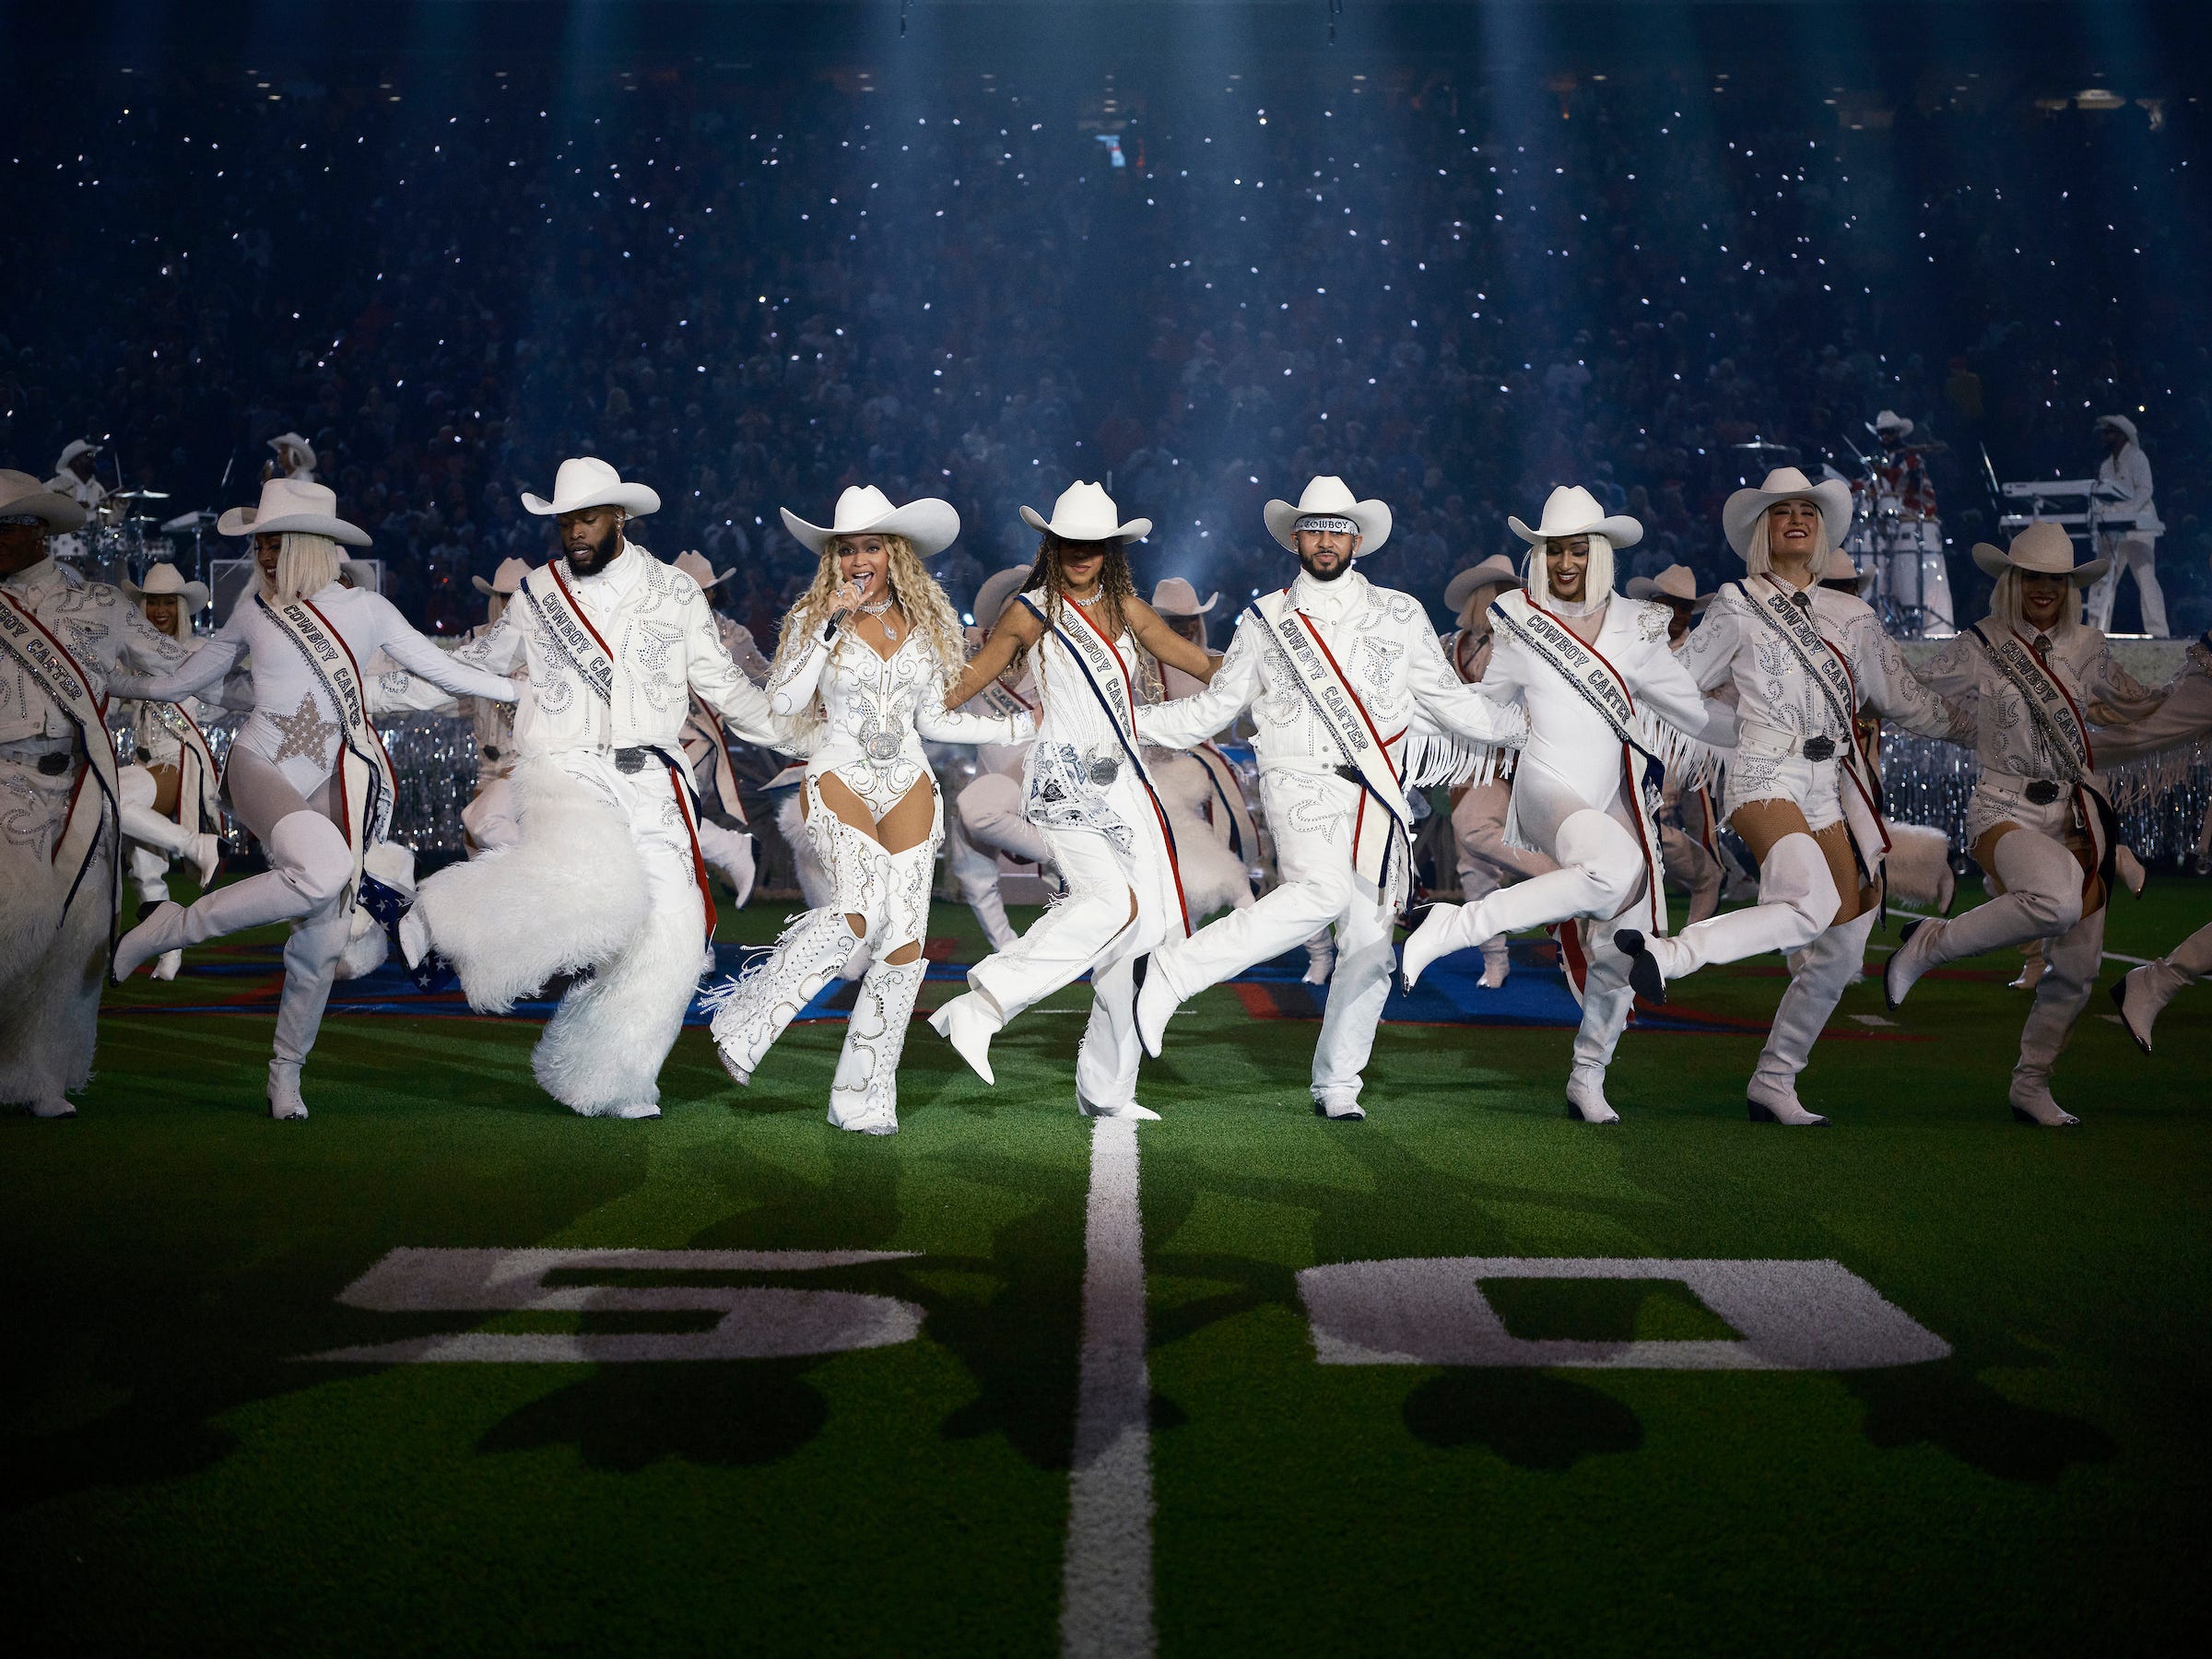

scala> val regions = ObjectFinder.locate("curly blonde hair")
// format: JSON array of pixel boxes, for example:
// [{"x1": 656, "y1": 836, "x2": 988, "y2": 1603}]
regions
[{"x1": 771, "y1": 533, "x2": 968, "y2": 738}]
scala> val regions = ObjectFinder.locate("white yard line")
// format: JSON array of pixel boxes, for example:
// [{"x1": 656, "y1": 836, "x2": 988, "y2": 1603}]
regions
[{"x1": 1060, "y1": 1116, "x2": 1156, "y2": 1659}]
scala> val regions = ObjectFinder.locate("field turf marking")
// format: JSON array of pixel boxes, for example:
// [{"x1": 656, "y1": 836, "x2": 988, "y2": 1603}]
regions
[
  {"x1": 1298, "y1": 1257, "x2": 1951, "y2": 1371},
  {"x1": 1061, "y1": 1117, "x2": 1156, "y2": 1659},
  {"x1": 294, "y1": 1247, "x2": 923, "y2": 1363}
]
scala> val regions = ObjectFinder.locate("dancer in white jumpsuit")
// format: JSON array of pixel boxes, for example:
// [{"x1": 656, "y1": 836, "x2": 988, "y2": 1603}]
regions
[
  {"x1": 1886, "y1": 523, "x2": 2166, "y2": 1123},
  {"x1": 948, "y1": 563, "x2": 1051, "y2": 951},
  {"x1": 1134, "y1": 477, "x2": 1529, "y2": 1121},
  {"x1": 930, "y1": 482, "x2": 1217, "y2": 1120},
  {"x1": 705, "y1": 488, "x2": 1029, "y2": 1135},
  {"x1": 109, "y1": 478, "x2": 519, "y2": 1118},
  {"x1": 1401, "y1": 488, "x2": 1724, "y2": 1124},
  {"x1": 1613, "y1": 468, "x2": 1971, "y2": 1124},
  {"x1": 115, "y1": 562, "x2": 225, "y2": 979}
]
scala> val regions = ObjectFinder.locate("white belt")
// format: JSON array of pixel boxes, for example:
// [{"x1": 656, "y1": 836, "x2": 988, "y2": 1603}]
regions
[{"x1": 1736, "y1": 720, "x2": 1843, "y2": 762}]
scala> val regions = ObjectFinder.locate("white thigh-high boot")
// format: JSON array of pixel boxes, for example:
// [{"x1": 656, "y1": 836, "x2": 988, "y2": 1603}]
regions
[
  {"x1": 1748, "y1": 908, "x2": 1877, "y2": 1126},
  {"x1": 941, "y1": 828, "x2": 1134, "y2": 1084},
  {"x1": 829, "y1": 826, "x2": 936, "y2": 1133},
  {"x1": 112, "y1": 808, "x2": 348, "y2": 981},
  {"x1": 1565, "y1": 923, "x2": 1635, "y2": 1124},
  {"x1": 267, "y1": 894, "x2": 354, "y2": 1120},
  {"x1": 1621, "y1": 832, "x2": 1840, "y2": 996},
  {"x1": 1404, "y1": 807, "x2": 1639, "y2": 990},
  {"x1": 535, "y1": 853, "x2": 707, "y2": 1119},
  {"x1": 711, "y1": 797, "x2": 886, "y2": 1087},
  {"x1": 1455, "y1": 861, "x2": 1512, "y2": 988},
  {"x1": 2113, "y1": 920, "x2": 2212, "y2": 1053},
  {"x1": 118, "y1": 801, "x2": 220, "y2": 889},
  {"x1": 694, "y1": 817, "x2": 758, "y2": 910},
  {"x1": 1886, "y1": 829, "x2": 2080, "y2": 1009},
  {"x1": 124, "y1": 844, "x2": 188, "y2": 981},
  {"x1": 2012, "y1": 904, "x2": 2105, "y2": 1126}
]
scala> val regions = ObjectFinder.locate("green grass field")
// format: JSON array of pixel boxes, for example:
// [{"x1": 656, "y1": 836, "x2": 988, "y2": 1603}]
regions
[{"x1": 6, "y1": 880, "x2": 2209, "y2": 1655}]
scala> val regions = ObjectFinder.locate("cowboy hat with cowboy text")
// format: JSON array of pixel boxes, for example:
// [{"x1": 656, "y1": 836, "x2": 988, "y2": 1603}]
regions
[
  {"x1": 783, "y1": 485, "x2": 959, "y2": 558},
  {"x1": 521, "y1": 456, "x2": 662, "y2": 519},
  {"x1": 1264, "y1": 475, "x2": 1392, "y2": 555},
  {"x1": 0, "y1": 468, "x2": 88, "y2": 532},
  {"x1": 216, "y1": 477, "x2": 371, "y2": 547}
]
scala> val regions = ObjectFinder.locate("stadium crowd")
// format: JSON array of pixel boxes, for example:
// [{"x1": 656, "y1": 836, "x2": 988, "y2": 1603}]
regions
[{"x1": 5, "y1": 60, "x2": 2206, "y2": 636}]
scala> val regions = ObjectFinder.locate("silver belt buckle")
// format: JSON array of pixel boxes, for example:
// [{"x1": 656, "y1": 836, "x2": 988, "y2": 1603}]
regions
[
  {"x1": 615, "y1": 747, "x2": 649, "y2": 774},
  {"x1": 1087, "y1": 752, "x2": 1121, "y2": 787},
  {"x1": 2024, "y1": 779, "x2": 2062, "y2": 806},
  {"x1": 1802, "y1": 734, "x2": 1837, "y2": 762}
]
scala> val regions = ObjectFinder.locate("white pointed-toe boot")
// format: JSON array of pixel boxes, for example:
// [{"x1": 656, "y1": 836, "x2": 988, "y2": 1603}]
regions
[
  {"x1": 1564, "y1": 1064, "x2": 1620, "y2": 1124},
  {"x1": 830, "y1": 957, "x2": 925, "y2": 1135},
  {"x1": 707, "y1": 908, "x2": 863, "y2": 1085}
]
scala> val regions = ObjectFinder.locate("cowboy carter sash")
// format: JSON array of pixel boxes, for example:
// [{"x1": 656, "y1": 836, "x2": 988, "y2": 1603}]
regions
[
  {"x1": 1966, "y1": 623, "x2": 2118, "y2": 890},
  {"x1": 1018, "y1": 594, "x2": 1190, "y2": 935},
  {"x1": 1488, "y1": 590, "x2": 1669, "y2": 932},
  {"x1": 521, "y1": 563, "x2": 616, "y2": 705},
  {"x1": 258, "y1": 595, "x2": 395, "y2": 898},
  {"x1": 0, "y1": 588, "x2": 124, "y2": 936},
  {"x1": 1726, "y1": 577, "x2": 1892, "y2": 874},
  {"x1": 1252, "y1": 589, "x2": 1418, "y2": 898}
]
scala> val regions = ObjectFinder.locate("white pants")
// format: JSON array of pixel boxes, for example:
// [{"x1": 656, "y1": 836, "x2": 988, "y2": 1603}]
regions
[
  {"x1": 0, "y1": 739, "x2": 110, "y2": 1110},
  {"x1": 2088, "y1": 534, "x2": 2167, "y2": 637},
  {"x1": 942, "y1": 797, "x2": 1016, "y2": 951},
  {"x1": 969, "y1": 823, "x2": 1161, "y2": 1112},
  {"x1": 1150, "y1": 770, "x2": 1395, "y2": 1111},
  {"x1": 1658, "y1": 822, "x2": 1724, "y2": 925}
]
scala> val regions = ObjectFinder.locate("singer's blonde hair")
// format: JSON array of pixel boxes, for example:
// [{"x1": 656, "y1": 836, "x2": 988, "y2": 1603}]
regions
[
  {"x1": 255, "y1": 533, "x2": 344, "y2": 606},
  {"x1": 1523, "y1": 534, "x2": 1616, "y2": 606},
  {"x1": 1989, "y1": 568, "x2": 2084, "y2": 634},
  {"x1": 1742, "y1": 509, "x2": 1836, "y2": 583}
]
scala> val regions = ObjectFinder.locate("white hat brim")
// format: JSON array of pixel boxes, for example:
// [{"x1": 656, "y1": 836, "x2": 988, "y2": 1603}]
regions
[
  {"x1": 1444, "y1": 563, "x2": 1524, "y2": 613},
  {"x1": 1, "y1": 491, "x2": 88, "y2": 532},
  {"x1": 1506, "y1": 512, "x2": 1645, "y2": 551},
  {"x1": 1970, "y1": 542, "x2": 2108, "y2": 586},
  {"x1": 126, "y1": 577, "x2": 211, "y2": 609},
  {"x1": 783, "y1": 498, "x2": 959, "y2": 558},
  {"x1": 1019, "y1": 504, "x2": 1153, "y2": 543},
  {"x1": 521, "y1": 481, "x2": 661, "y2": 519},
  {"x1": 217, "y1": 506, "x2": 372, "y2": 547},
  {"x1": 1624, "y1": 576, "x2": 1714, "y2": 610},
  {"x1": 1264, "y1": 498, "x2": 1393, "y2": 556},
  {"x1": 1722, "y1": 478, "x2": 1853, "y2": 559}
]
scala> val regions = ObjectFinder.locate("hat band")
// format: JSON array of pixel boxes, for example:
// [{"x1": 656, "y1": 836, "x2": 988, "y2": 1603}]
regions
[
  {"x1": 0, "y1": 513, "x2": 49, "y2": 527},
  {"x1": 1294, "y1": 514, "x2": 1359, "y2": 536}
]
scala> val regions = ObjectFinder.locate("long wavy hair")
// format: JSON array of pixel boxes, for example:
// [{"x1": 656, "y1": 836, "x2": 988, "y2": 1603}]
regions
[
  {"x1": 771, "y1": 533, "x2": 967, "y2": 740},
  {"x1": 1523, "y1": 534, "x2": 1617, "y2": 608},
  {"x1": 1743, "y1": 509, "x2": 1836, "y2": 584},
  {"x1": 254, "y1": 533, "x2": 344, "y2": 606},
  {"x1": 1010, "y1": 534, "x2": 1147, "y2": 689},
  {"x1": 1989, "y1": 568, "x2": 2084, "y2": 635}
]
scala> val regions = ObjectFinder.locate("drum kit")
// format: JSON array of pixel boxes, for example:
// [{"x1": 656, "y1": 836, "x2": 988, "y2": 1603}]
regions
[{"x1": 49, "y1": 487, "x2": 221, "y2": 606}]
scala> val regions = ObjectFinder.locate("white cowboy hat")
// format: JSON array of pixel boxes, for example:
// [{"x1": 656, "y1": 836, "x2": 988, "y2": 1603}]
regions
[
  {"x1": 1443, "y1": 554, "x2": 1524, "y2": 614},
  {"x1": 1021, "y1": 481, "x2": 1151, "y2": 544},
  {"x1": 1507, "y1": 484, "x2": 1642, "y2": 551},
  {"x1": 269, "y1": 431, "x2": 318, "y2": 470},
  {"x1": 1722, "y1": 466, "x2": 1853, "y2": 559},
  {"x1": 2097, "y1": 413, "x2": 2139, "y2": 444},
  {"x1": 1818, "y1": 548, "x2": 1871, "y2": 590},
  {"x1": 125, "y1": 561, "x2": 211, "y2": 611},
  {"x1": 672, "y1": 550, "x2": 734, "y2": 591},
  {"x1": 1870, "y1": 409, "x2": 1914, "y2": 438},
  {"x1": 217, "y1": 477, "x2": 371, "y2": 546},
  {"x1": 55, "y1": 439, "x2": 101, "y2": 469},
  {"x1": 1264, "y1": 475, "x2": 1391, "y2": 555},
  {"x1": 521, "y1": 456, "x2": 661, "y2": 519},
  {"x1": 971, "y1": 564, "x2": 1031, "y2": 626},
  {"x1": 471, "y1": 556, "x2": 534, "y2": 597},
  {"x1": 782, "y1": 485, "x2": 959, "y2": 557},
  {"x1": 1625, "y1": 564, "x2": 1716, "y2": 611},
  {"x1": 0, "y1": 468, "x2": 88, "y2": 531},
  {"x1": 1971, "y1": 520, "x2": 2108, "y2": 586},
  {"x1": 1150, "y1": 577, "x2": 1219, "y2": 618}
]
